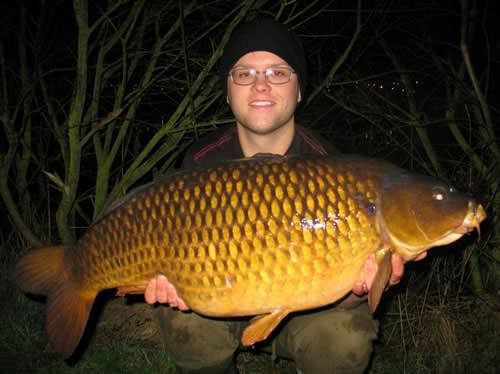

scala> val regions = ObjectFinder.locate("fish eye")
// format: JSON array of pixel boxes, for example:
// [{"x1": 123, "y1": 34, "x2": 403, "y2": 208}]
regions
[{"x1": 432, "y1": 186, "x2": 447, "y2": 201}]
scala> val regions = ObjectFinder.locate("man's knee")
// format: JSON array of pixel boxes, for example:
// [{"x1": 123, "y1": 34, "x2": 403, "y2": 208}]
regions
[
  {"x1": 276, "y1": 304, "x2": 379, "y2": 373},
  {"x1": 296, "y1": 324, "x2": 375, "y2": 373},
  {"x1": 156, "y1": 306, "x2": 242, "y2": 372}
]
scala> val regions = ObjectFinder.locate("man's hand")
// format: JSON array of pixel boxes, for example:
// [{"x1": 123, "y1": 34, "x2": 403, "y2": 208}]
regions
[
  {"x1": 144, "y1": 275, "x2": 190, "y2": 311},
  {"x1": 352, "y1": 252, "x2": 427, "y2": 296}
]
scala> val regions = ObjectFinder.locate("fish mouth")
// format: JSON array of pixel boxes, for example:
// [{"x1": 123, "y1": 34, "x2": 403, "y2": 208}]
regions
[{"x1": 453, "y1": 202, "x2": 487, "y2": 236}]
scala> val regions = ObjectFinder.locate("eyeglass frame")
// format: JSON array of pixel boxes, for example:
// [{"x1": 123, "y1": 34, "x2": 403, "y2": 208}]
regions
[{"x1": 228, "y1": 65, "x2": 296, "y2": 86}]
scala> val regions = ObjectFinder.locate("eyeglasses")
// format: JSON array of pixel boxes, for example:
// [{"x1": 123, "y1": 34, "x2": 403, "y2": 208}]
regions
[{"x1": 229, "y1": 66, "x2": 296, "y2": 86}]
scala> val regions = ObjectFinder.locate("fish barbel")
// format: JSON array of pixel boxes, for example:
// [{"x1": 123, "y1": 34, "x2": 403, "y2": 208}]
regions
[{"x1": 13, "y1": 155, "x2": 486, "y2": 359}]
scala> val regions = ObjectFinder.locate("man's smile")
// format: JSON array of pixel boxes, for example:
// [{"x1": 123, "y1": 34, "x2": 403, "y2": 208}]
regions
[{"x1": 249, "y1": 100, "x2": 274, "y2": 107}]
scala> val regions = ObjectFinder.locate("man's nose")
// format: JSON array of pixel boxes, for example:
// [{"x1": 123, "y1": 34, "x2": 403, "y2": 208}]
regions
[{"x1": 253, "y1": 73, "x2": 271, "y2": 91}]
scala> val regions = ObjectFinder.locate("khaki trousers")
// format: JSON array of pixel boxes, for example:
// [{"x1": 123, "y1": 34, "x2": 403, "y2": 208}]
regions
[{"x1": 157, "y1": 302, "x2": 378, "y2": 374}]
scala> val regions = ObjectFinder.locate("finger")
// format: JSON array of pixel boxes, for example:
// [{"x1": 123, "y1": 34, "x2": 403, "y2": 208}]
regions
[
  {"x1": 144, "y1": 278, "x2": 157, "y2": 304},
  {"x1": 166, "y1": 284, "x2": 177, "y2": 307},
  {"x1": 415, "y1": 252, "x2": 427, "y2": 261},
  {"x1": 156, "y1": 275, "x2": 169, "y2": 304},
  {"x1": 352, "y1": 281, "x2": 368, "y2": 296},
  {"x1": 352, "y1": 254, "x2": 376, "y2": 295},
  {"x1": 364, "y1": 254, "x2": 377, "y2": 291},
  {"x1": 389, "y1": 254, "x2": 405, "y2": 285},
  {"x1": 171, "y1": 287, "x2": 189, "y2": 310},
  {"x1": 167, "y1": 282, "x2": 189, "y2": 310},
  {"x1": 177, "y1": 299, "x2": 190, "y2": 311}
]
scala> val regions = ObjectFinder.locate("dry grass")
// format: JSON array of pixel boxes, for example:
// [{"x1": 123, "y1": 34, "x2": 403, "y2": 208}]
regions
[{"x1": 372, "y1": 248, "x2": 499, "y2": 373}]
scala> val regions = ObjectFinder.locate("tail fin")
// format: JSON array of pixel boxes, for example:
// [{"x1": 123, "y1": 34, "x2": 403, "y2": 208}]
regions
[{"x1": 13, "y1": 246, "x2": 97, "y2": 359}]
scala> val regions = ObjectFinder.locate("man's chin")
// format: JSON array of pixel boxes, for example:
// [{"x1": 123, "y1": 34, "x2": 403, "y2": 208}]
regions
[{"x1": 237, "y1": 121, "x2": 291, "y2": 136}]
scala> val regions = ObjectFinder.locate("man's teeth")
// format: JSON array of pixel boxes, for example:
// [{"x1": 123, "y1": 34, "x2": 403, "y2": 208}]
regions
[{"x1": 252, "y1": 101, "x2": 272, "y2": 106}]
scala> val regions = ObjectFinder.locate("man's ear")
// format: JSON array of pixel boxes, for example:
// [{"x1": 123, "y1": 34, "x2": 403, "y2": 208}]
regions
[{"x1": 298, "y1": 89, "x2": 302, "y2": 103}]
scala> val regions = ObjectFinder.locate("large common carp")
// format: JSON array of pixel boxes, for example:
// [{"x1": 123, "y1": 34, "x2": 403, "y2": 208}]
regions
[{"x1": 14, "y1": 155, "x2": 486, "y2": 359}]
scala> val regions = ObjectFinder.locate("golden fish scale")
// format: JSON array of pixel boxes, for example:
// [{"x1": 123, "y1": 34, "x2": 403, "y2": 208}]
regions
[{"x1": 70, "y1": 157, "x2": 383, "y2": 316}]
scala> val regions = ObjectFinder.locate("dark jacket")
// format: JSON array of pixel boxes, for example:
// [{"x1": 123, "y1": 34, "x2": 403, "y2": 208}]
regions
[{"x1": 182, "y1": 124, "x2": 338, "y2": 168}]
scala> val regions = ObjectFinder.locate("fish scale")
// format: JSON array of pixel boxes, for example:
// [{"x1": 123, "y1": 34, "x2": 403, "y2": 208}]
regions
[
  {"x1": 14, "y1": 154, "x2": 486, "y2": 359},
  {"x1": 70, "y1": 157, "x2": 384, "y2": 314}
]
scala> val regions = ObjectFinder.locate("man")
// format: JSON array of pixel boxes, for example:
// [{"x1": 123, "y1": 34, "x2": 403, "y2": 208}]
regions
[{"x1": 144, "y1": 17, "x2": 421, "y2": 373}]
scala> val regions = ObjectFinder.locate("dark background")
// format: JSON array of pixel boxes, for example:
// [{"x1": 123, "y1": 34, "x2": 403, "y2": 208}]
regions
[{"x1": 0, "y1": 1, "x2": 498, "y2": 372}]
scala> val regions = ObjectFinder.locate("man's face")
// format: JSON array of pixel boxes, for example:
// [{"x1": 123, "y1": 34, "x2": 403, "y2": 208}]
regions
[{"x1": 227, "y1": 51, "x2": 301, "y2": 136}]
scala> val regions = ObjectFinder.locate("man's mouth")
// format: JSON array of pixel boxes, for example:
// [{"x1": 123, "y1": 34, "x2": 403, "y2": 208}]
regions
[{"x1": 249, "y1": 100, "x2": 274, "y2": 107}]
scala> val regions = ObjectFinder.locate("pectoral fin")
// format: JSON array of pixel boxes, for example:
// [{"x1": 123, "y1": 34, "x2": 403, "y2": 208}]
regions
[
  {"x1": 116, "y1": 281, "x2": 149, "y2": 296},
  {"x1": 368, "y1": 251, "x2": 392, "y2": 314},
  {"x1": 241, "y1": 309, "x2": 290, "y2": 346}
]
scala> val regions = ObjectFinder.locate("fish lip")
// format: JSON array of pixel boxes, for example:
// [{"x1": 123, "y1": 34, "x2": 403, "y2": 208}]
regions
[
  {"x1": 453, "y1": 225, "x2": 474, "y2": 235},
  {"x1": 454, "y1": 202, "x2": 486, "y2": 235}
]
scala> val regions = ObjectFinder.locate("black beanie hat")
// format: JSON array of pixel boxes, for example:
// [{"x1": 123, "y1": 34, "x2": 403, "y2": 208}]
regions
[{"x1": 220, "y1": 17, "x2": 307, "y2": 98}]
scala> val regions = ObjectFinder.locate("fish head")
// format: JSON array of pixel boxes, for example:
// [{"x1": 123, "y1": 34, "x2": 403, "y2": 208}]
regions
[{"x1": 378, "y1": 173, "x2": 486, "y2": 260}]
